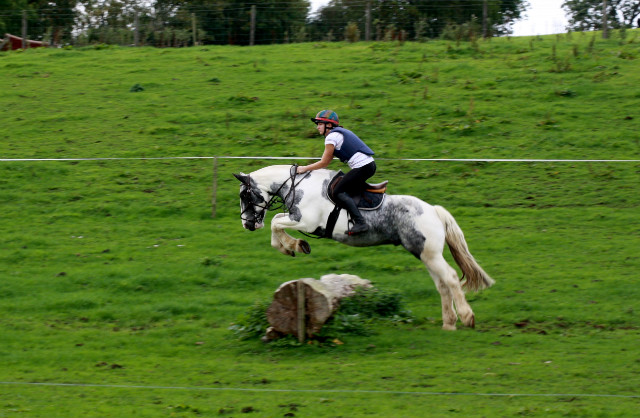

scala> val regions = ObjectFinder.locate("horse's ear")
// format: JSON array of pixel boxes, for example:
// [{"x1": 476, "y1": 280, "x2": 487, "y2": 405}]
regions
[{"x1": 233, "y1": 173, "x2": 250, "y2": 184}]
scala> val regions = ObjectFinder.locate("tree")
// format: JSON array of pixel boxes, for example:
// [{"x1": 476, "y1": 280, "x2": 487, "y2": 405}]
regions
[
  {"x1": 75, "y1": 0, "x2": 144, "y2": 45},
  {"x1": 173, "y1": 0, "x2": 310, "y2": 45},
  {"x1": 308, "y1": 0, "x2": 528, "y2": 42},
  {"x1": 37, "y1": 0, "x2": 78, "y2": 45},
  {"x1": 0, "y1": 0, "x2": 76, "y2": 43},
  {"x1": 0, "y1": 0, "x2": 31, "y2": 37},
  {"x1": 563, "y1": 0, "x2": 640, "y2": 31}
]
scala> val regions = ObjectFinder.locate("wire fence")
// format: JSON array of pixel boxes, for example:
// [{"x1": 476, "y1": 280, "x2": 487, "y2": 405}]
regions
[
  {"x1": 3, "y1": 1, "x2": 638, "y2": 48},
  {"x1": 1, "y1": 380, "x2": 639, "y2": 398},
  {"x1": 4, "y1": 155, "x2": 636, "y2": 220},
  {"x1": 1, "y1": 1, "x2": 530, "y2": 48}
]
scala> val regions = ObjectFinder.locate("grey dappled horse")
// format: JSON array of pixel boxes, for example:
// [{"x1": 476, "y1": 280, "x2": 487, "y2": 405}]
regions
[{"x1": 234, "y1": 165, "x2": 494, "y2": 330}]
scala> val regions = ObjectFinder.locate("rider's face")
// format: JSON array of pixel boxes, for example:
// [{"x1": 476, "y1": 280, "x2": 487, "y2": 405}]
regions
[{"x1": 317, "y1": 122, "x2": 330, "y2": 136}]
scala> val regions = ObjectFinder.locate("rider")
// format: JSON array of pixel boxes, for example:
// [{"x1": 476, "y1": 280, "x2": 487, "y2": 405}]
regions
[{"x1": 296, "y1": 110, "x2": 376, "y2": 235}]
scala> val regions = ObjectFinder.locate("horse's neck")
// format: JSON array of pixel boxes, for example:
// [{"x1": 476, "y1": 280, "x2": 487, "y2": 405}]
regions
[
  {"x1": 253, "y1": 165, "x2": 337, "y2": 196},
  {"x1": 254, "y1": 166, "x2": 336, "y2": 207},
  {"x1": 251, "y1": 165, "x2": 291, "y2": 194}
]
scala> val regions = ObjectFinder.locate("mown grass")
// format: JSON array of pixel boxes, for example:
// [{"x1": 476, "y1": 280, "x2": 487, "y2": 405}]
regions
[{"x1": 1, "y1": 32, "x2": 640, "y2": 417}]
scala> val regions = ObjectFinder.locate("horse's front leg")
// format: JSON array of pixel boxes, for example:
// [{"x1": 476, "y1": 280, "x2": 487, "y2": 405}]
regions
[{"x1": 271, "y1": 213, "x2": 311, "y2": 257}]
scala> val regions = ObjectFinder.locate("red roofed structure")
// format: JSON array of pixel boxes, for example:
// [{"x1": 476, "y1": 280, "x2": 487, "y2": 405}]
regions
[{"x1": 1, "y1": 33, "x2": 49, "y2": 51}]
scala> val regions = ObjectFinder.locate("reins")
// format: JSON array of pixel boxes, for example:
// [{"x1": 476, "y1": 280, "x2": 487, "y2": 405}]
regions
[
  {"x1": 265, "y1": 165, "x2": 310, "y2": 212},
  {"x1": 240, "y1": 165, "x2": 310, "y2": 222},
  {"x1": 271, "y1": 165, "x2": 326, "y2": 240}
]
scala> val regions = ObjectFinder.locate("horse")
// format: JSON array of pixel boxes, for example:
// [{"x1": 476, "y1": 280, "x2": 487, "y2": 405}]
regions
[{"x1": 233, "y1": 165, "x2": 494, "y2": 330}]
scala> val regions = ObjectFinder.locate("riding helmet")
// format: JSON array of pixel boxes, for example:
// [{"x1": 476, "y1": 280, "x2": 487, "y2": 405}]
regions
[{"x1": 311, "y1": 110, "x2": 339, "y2": 126}]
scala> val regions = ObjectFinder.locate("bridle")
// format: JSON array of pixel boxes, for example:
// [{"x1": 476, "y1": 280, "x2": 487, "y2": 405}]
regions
[
  {"x1": 239, "y1": 165, "x2": 310, "y2": 225},
  {"x1": 239, "y1": 183, "x2": 267, "y2": 225}
]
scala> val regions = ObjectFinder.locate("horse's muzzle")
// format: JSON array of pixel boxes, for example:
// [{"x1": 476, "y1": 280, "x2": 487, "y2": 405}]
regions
[{"x1": 243, "y1": 221, "x2": 264, "y2": 231}]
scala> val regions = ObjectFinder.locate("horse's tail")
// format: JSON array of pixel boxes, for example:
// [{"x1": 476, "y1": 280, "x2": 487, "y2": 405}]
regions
[{"x1": 434, "y1": 205, "x2": 495, "y2": 292}]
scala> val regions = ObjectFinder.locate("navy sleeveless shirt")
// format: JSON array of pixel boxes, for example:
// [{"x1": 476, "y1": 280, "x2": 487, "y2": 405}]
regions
[{"x1": 330, "y1": 127, "x2": 374, "y2": 163}]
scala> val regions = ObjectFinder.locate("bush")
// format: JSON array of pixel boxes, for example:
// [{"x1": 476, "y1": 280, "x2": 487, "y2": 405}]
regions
[
  {"x1": 228, "y1": 299, "x2": 271, "y2": 340},
  {"x1": 440, "y1": 19, "x2": 481, "y2": 42},
  {"x1": 345, "y1": 22, "x2": 360, "y2": 43}
]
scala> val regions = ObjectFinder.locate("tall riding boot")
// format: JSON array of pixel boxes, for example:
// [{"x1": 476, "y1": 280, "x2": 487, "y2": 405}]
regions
[{"x1": 336, "y1": 192, "x2": 369, "y2": 235}]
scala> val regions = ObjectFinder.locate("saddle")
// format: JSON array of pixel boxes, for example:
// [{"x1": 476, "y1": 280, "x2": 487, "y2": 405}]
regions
[
  {"x1": 327, "y1": 171, "x2": 388, "y2": 210},
  {"x1": 315, "y1": 172, "x2": 388, "y2": 239}
]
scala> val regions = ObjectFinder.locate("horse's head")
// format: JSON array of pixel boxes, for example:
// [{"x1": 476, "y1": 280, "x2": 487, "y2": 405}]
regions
[{"x1": 234, "y1": 172, "x2": 268, "y2": 231}]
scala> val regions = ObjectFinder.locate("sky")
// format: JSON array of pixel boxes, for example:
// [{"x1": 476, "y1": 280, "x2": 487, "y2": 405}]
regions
[
  {"x1": 512, "y1": 0, "x2": 569, "y2": 36},
  {"x1": 309, "y1": 0, "x2": 570, "y2": 37}
]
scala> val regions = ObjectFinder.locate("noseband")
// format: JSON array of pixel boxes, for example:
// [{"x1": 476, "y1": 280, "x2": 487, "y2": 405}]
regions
[{"x1": 240, "y1": 165, "x2": 310, "y2": 224}]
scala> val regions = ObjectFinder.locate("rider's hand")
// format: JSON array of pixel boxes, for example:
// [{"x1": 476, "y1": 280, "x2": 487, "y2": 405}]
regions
[{"x1": 297, "y1": 166, "x2": 307, "y2": 174}]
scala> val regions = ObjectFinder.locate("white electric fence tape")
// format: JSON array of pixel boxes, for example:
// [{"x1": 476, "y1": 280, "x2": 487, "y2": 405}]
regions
[{"x1": 1, "y1": 156, "x2": 639, "y2": 163}]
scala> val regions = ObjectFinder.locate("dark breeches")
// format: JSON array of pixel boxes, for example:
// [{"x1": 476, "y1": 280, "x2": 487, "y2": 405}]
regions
[{"x1": 334, "y1": 161, "x2": 376, "y2": 196}]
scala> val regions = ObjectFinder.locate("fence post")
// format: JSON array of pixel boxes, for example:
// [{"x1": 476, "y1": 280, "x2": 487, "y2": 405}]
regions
[
  {"x1": 365, "y1": 1, "x2": 371, "y2": 41},
  {"x1": 602, "y1": 0, "x2": 608, "y2": 39},
  {"x1": 21, "y1": 10, "x2": 27, "y2": 49},
  {"x1": 297, "y1": 280, "x2": 306, "y2": 343},
  {"x1": 134, "y1": 11, "x2": 140, "y2": 46},
  {"x1": 192, "y1": 13, "x2": 197, "y2": 46},
  {"x1": 482, "y1": 0, "x2": 488, "y2": 38},
  {"x1": 211, "y1": 156, "x2": 218, "y2": 218},
  {"x1": 250, "y1": 5, "x2": 256, "y2": 46}
]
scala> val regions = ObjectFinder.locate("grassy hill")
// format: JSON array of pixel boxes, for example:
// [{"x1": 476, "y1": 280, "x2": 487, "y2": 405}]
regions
[
  {"x1": 1, "y1": 32, "x2": 639, "y2": 417},
  {"x1": 2, "y1": 32, "x2": 639, "y2": 160}
]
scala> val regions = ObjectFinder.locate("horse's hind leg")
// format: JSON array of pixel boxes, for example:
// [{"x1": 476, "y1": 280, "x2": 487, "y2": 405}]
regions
[{"x1": 421, "y1": 251, "x2": 475, "y2": 330}]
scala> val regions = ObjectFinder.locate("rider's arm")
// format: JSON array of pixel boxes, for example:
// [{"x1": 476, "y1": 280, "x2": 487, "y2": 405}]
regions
[{"x1": 297, "y1": 144, "x2": 335, "y2": 173}]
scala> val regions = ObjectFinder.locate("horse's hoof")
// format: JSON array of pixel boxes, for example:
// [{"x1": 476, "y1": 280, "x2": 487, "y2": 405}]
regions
[
  {"x1": 469, "y1": 315, "x2": 475, "y2": 328},
  {"x1": 299, "y1": 240, "x2": 311, "y2": 254},
  {"x1": 442, "y1": 324, "x2": 457, "y2": 331}
]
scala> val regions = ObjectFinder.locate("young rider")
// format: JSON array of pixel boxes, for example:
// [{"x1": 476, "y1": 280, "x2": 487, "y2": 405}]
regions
[{"x1": 296, "y1": 110, "x2": 376, "y2": 235}]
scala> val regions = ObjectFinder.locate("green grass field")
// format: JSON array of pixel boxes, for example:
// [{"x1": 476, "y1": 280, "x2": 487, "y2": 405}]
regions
[{"x1": 1, "y1": 32, "x2": 639, "y2": 417}]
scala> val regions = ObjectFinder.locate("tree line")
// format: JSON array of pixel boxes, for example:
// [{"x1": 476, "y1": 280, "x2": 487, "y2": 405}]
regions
[
  {"x1": 1, "y1": 1, "x2": 639, "y2": 47},
  {"x1": 562, "y1": 0, "x2": 640, "y2": 34}
]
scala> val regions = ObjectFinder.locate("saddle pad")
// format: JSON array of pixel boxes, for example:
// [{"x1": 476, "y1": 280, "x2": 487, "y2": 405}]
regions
[{"x1": 355, "y1": 192, "x2": 385, "y2": 210}]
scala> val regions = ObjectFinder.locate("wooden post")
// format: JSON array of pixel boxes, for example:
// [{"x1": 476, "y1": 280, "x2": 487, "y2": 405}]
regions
[
  {"x1": 297, "y1": 281, "x2": 306, "y2": 343},
  {"x1": 211, "y1": 156, "x2": 218, "y2": 218},
  {"x1": 602, "y1": 0, "x2": 608, "y2": 39},
  {"x1": 134, "y1": 11, "x2": 140, "y2": 46},
  {"x1": 365, "y1": 1, "x2": 371, "y2": 42},
  {"x1": 482, "y1": 0, "x2": 488, "y2": 38},
  {"x1": 249, "y1": 5, "x2": 256, "y2": 46},
  {"x1": 192, "y1": 13, "x2": 197, "y2": 46},
  {"x1": 22, "y1": 10, "x2": 27, "y2": 49}
]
